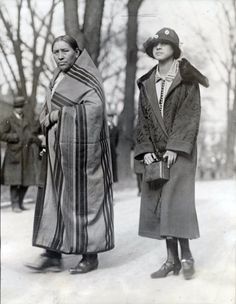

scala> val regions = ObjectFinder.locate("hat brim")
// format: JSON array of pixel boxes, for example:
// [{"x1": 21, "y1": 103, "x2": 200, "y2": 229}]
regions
[
  {"x1": 14, "y1": 104, "x2": 24, "y2": 108},
  {"x1": 143, "y1": 38, "x2": 181, "y2": 59}
]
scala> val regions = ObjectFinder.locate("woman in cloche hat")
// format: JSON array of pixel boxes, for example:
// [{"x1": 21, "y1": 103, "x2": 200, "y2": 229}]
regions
[{"x1": 134, "y1": 27, "x2": 209, "y2": 280}]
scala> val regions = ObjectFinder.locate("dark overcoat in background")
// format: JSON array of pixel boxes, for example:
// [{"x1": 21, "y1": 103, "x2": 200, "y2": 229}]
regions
[
  {"x1": 134, "y1": 63, "x2": 203, "y2": 240},
  {"x1": 109, "y1": 124, "x2": 119, "y2": 182},
  {"x1": 0, "y1": 114, "x2": 41, "y2": 186}
]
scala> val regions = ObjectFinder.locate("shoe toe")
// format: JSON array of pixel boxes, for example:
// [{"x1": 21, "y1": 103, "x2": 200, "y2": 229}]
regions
[
  {"x1": 69, "y1": 260, "x2": 98, "y2": 274},
  {"x1": 181, "y1": 259, "x2": 195, "y2": 280},
  {"x1": 25, "y1": 257, "x2": 62, "y2": 273}
]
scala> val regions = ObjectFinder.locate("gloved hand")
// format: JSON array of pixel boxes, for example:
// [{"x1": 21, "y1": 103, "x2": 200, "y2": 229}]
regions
[
  {"x1": 28, "y1": 136, "x2": 42, "y2": 146},
  {"x1": 7, "y1": 133, "x2": 19, "y2": 143}
]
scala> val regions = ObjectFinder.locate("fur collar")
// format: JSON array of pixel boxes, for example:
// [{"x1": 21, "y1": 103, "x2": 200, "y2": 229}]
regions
[{"x1": 137, "y1": 58, "x2": 209, "y2": 88}]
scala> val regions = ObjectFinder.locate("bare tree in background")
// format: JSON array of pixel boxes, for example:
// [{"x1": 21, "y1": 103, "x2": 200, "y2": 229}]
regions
[
  {"x1": 195, "y1": 0, "x2": 236, "y2": 177},
  {"x1": 118, "y1": 0, "x2": 143, "y2": 179},
  {"x1": 0, "y1": 0, "x2": 58, "y2": 116},
  {"x1": 63, "y1": 0, "x2": 105, "y2": 66}
]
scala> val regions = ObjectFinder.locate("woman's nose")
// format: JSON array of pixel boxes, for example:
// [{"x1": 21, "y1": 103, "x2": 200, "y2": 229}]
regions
[{"x1": 58, "y1": 51, "x2": 64, "y2": 59}]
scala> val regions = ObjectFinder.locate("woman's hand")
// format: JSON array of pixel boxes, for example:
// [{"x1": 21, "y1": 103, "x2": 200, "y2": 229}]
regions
[
  {"x1": 41, "y1": 110, "x2": 59, "y2": 129},
  {"x1": 163, "y1": 150, "x2": 177, "y2": 168},
  {"x1": 144, "y1": 153, "x2": 157, "y2": 165},
  {"x1": 50, "y1": 110, "x2": 59, "y2": 123}
]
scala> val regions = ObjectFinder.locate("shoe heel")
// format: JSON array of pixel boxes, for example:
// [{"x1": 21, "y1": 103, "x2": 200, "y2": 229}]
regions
[
  {"x1": 173, "y1": 263, "x2": 181, "y2": 275},
  {"x1": 173, "y1": 268, "x2": 180, "y2": 275},
  {"x1": 173, "y1": 270, "x2": 179, "y2": 275}
]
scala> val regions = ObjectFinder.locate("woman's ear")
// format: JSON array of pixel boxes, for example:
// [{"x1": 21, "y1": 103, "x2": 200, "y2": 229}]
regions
[{"x1": 76, "y1": 48, "x2": 80, "y2": 58}]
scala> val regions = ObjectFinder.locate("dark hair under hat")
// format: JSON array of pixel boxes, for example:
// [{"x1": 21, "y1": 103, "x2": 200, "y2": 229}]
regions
[
  {"x1": 13, "y1": 96, "x2": 25, "y2": 108},
  {"x1": 143, "y1": 27, "x2": 181, "y2": 59}
]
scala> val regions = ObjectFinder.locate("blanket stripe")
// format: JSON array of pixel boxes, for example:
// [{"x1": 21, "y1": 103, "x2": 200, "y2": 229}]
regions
[
  {"x1": 76, "y1": 104, "x2": 88, "y2": 252},
  {"x1": 68, "y1": 65, "x2": 105, "y2": 102},
  {"x1": 51, "y1": 117, "x2": 64, "y2": 250}
]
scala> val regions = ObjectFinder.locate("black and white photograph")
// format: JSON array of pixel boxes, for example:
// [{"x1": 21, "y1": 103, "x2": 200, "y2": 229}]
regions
[{"x1": 0, "y1": 0, "x2": 235, "y2": 303}]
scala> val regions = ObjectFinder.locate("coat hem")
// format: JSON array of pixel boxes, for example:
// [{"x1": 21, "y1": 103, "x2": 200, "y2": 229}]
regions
[
  {"x1": 139, "y1": 231, "x2": 200, "y2": 240},
  {"x1": 32, "y1": 243, "x2": 115, "y2": 255}
]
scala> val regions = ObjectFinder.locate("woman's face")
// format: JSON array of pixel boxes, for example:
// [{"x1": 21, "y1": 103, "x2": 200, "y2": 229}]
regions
[
  {"x1": 152, "y1": 42, "x2": 174, "y2": 62},
  {"x1": 52, "y1": 41, "x2": 79, "y2": 72}
]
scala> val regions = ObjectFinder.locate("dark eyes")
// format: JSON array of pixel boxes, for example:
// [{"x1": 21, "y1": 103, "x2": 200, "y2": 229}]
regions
[{"x1": 53, "y1": 49, "x2": 70, "y2": 54}]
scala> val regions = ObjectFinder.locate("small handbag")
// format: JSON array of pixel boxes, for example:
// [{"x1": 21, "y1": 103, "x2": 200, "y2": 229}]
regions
[{"x1": 144, "y1": 159, "x2": 170, "y2": 183}]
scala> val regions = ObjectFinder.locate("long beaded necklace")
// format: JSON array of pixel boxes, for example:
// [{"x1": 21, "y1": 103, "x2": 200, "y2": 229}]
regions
[{"x1": 159, "y1": 79, "x2": 166, "y2": 113}]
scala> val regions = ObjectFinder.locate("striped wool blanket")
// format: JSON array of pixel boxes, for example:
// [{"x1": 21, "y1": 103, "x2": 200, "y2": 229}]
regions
[{"x1": 33, "y1": 50, "x2": 114, "y2": 254}]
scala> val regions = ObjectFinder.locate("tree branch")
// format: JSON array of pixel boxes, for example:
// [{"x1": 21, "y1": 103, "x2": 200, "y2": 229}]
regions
[
  {"x1": 0, "y1": 39, "x2": 20, "y2": 92},
  {"x1": 0, "y1": 59, "x2": 15, "y2": 96}
]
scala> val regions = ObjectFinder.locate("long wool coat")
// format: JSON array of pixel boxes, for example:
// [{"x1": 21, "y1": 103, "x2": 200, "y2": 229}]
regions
[
  {"x1": 33, "y1": 50, "x2": 114, "y2": 254},
  {"x1": 0, "y1": 114, "x2": 41, "y2": 186},
  {"x1": 134, "y1": 60, "x2": 206, "y2": 240}
]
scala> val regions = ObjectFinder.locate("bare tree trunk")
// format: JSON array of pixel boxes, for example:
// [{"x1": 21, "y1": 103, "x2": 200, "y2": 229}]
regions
[
  {"x1": 63, "y1": 0, "x2": 84, "y2": 47},
  {"x1": 83, "y1": 0, "x2": 105, "y2": 65},
  {"x1": 117, "y1": 0, "x2": 143, "y2": 180},
  {"x1": 63, "y1": 0, "x2": 105, "y2": 65},
  {"x1": 226, "y1": 76, "x2": 236, "y2": 177}
]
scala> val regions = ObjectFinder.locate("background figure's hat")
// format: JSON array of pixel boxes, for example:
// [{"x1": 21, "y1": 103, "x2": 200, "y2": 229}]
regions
[
  {"x1": 143, "y1": 27, "x2": 181, "y2": 59},
  {"x1": 13, "y1": 96, "x2": 25, "y2": 108}
]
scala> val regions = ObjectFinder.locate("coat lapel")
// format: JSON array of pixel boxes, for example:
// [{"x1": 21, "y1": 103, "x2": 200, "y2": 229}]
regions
[
  {"x1": 165, "y1": 71, "x2": 182, "y2": 100},
  {"x1": 22, "y1": 117, "x2": 29, "y2": 129},
  {"x1": 143, "y1": 70, "x2": 168, "y2": 137},
  {"x1": 11, "y1": 114, "x2": 28, "y2": 129}
]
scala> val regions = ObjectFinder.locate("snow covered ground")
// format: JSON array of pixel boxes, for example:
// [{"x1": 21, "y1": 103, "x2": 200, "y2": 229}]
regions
[{"x1": 1, "y1": 179, "x2": 236, "y2": 304}]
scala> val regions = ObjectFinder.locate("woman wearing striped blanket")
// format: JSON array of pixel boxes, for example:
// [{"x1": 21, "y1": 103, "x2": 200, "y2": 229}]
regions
[{"x1": 26, "y1": 35, "x2": 114, "y2": 274}]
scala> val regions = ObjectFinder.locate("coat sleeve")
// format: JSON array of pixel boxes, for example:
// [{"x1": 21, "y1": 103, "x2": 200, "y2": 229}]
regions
[
  {"x1": 0, "y1": 118, "x2": 19, "y2": 143},
  {"x1": 134, "y1": 87, "x2": 155, "y2": 160},
  {"x1": 166, "y1": 83, "x2": 201, "y2": 155}
]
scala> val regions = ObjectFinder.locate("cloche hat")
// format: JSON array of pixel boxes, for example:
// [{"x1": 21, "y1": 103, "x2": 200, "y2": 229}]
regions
[{"x1": 143, "y1": 27, "x2": 181, "y2": 59}]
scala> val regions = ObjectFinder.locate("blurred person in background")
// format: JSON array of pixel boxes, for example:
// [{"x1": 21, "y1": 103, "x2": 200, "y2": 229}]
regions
[
  {"x1": 133, "y1": 158, "x2": 143, "y2": 197},
  {"x1": 134, "y1": 28, "x2": 209, "y2": 280},
  {"x1": 107, "y1": 111, "x2": 119, "y2": 183},
  {"x1": 0, "y1": 96, "x2": 42, "y2": 213},
  {"x1": 26, "y1": 35, "x2": 114, "y2": 274}
]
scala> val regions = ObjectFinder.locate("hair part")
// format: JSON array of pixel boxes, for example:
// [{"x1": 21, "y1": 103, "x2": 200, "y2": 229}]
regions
[{"x1": 52, "y1": 35, "x2": 80, "y2": 52}]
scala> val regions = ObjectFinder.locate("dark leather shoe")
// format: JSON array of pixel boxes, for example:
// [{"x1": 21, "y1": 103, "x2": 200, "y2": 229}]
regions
[
  {"x1": 25, "y1": 256, "x2": 62, "y2": 273},
  {"x1": 12, "y1": 206, "x2": 22, "y2": 213},
  {"x1": 69, "y1": 257, "x2": 98, "y2": 274},
  {"x1": 151, "y1": 260, "x2": 181, "y2": 279},
  {"x1": 20, "y1": 205, "x2": 29, "y2": 211},
  {"x1": 181, "y1": 258, "x2": 195, "y2": 280}
]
